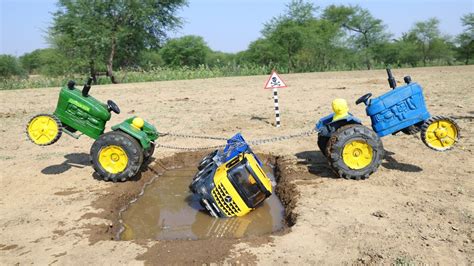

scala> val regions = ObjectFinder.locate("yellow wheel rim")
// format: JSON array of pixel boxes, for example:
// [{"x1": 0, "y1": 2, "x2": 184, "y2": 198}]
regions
[
  {"x1": 424, "y1": 120, "x2": 458, "y2": 149},
  {"x1": 98, "y1": 145, "x2": 128, "y2": 174},
  {"x1": 342, "y1": 140, "x2": 373, "y2": 170},
  {"x1": 27, "y1": 115, "x2": 59, "y2": 145}
]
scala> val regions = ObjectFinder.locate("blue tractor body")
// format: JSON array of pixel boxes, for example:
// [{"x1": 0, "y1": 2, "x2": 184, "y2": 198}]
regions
[{"x1": 366, "y1": 83, "x2": 431, "y2": 137}]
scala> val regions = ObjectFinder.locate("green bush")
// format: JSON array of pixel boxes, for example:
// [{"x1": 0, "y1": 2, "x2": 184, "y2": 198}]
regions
[{"x1": 0, "y1": 55, "x2": 27, "y2": 79}]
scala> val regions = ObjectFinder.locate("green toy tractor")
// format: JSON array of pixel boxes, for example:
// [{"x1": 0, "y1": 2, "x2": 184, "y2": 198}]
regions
[{"x1": 26, "y1": 77, "x2": 158, "y2": 182}]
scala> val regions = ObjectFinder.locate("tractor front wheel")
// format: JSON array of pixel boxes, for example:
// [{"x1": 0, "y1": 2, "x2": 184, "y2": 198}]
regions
[
  {"x1": 421, "y1": 116, "x2": 460, "y2": 151},
  {"x1": 26, "y1": 114, "x2": 62, "y2": 146},
  {"x1": 326, "y1": 124, "x2": 384, "y2": 180},
  {"x1": 90, "y1": 131, "x2": 143, "y2": 182}
]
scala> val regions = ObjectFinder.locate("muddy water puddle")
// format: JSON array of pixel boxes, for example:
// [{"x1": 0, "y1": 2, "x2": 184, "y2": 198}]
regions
[{"x1": 119, "y1": 166, "x2": 285, "y2": 240}]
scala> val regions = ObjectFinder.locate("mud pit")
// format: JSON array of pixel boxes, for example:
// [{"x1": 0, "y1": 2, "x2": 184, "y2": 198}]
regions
[
  {"x1": 118, "y1": 165, "x2": 285, "y2": 241},
  {"x1": 82, "y1": 152, "x2": 297, "y2": 264}
]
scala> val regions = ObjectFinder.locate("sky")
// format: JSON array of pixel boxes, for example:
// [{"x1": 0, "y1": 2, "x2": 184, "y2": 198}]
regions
[{"x1": 0, "y1": 0, "x2": 473, "y2": 56}]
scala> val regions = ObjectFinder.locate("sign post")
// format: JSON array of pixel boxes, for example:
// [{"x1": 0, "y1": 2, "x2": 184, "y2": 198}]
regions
[{"x1": 264, "y1": 70, "x2": 287, "y2": 128}]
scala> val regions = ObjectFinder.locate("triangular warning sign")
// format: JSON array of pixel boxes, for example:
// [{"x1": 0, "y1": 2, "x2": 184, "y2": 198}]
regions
[{"x1": 264, "y1": 70, "x2": 287, "y2": 89}]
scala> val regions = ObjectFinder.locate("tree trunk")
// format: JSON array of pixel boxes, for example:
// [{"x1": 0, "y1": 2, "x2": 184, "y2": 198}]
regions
[
  {"x1": 89, "y1": 59, "x2": 97, "y2": 84},
  {"x1": 363, "y1": 33, "x2": 371, "y2": 70},
  {"x1": 107, "y1": 36, "x2": 118, "y2": 84},
  {"x1": 288, "y1": 47, "x2": 292, "y2": 73}
]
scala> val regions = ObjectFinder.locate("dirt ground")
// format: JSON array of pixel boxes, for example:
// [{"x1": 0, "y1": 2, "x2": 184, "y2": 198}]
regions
[{"x1": 1, "y1": 66, "x2": 473, "y2": 265}]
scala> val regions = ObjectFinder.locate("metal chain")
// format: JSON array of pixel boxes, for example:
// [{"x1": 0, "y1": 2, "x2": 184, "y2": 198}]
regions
[
  {"x1": 156, "y1": 128, "x2": 317, "y2": 151},
  {"x1": 248, "y1": 128, "x2": 317, "y2": 146},
  {"x1": 156, "y1": 143, "x2": 227, "y2": 151},
  {"x1": 159, "y1": 132, "x2": 228, "y2": 141}
]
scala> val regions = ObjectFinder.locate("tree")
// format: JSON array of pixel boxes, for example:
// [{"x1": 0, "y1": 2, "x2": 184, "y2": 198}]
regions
[
  {"x1": 297, "y1": 19, "x2": 343, "y2": 71},
  {"x1": 408, "y1": 18, "x2": 452, "y2": 66},
  {"x1": 50, "y1": 0, "x2": 187, "y2": 83},
  {"x1": 262, "y1": 0, "x2": 317, "y2": 37},
  {"x1": 160, "y1": 35, "x2": 210, "y2": 67},
  {"x1": 20, "y1": 48, "x2": 69, "y2": 76},
  {"x1": 240, "y1": 38, "x2": 284, "y2": 67},
  {"x1": 0, "y1": 55, "x2": 27, "y2": 79},
  {"x1": 260, "y1": 0, "x2": 317, "y2": 72},
  {"x1": 270, "y1": 20, "x2": 304, "y2": 72},
  {"x1": 456, "y1": 13, "x2": 474, "y2": 64},
  {"x1": 323, "y1": 5, "x2": 390, "y2": 70}
]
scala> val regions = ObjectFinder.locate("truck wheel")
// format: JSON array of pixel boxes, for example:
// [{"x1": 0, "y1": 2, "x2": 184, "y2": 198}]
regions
[
  {"x1": 421, "y1": 116, "x2": 460, "y2": 151},
  {"x1": 317, "y1": 135, "x2": 330, "y2": 157},
  {"x1": 26, "y1": 114, "x2": 62, "y2": 146},
  {"x1": 197, "y1": 150, "x2": 217, "y2": 170},
  {"x1": 90, "y1": 131, "x2": 143, "y2": 182},
  {"x1": 327, "y1": 124, "x2": 384, "y2": 180}
]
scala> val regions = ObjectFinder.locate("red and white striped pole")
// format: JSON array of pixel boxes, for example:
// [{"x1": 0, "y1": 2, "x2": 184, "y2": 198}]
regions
[{"x1": 264, "y1": 70, "x2": 287, "y2": 128}]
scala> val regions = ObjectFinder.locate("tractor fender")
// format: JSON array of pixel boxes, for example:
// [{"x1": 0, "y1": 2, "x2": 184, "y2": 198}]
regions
[
  {"x1": 316, "y1": 113, "x2": 362, "y2": 137},
  {"x1": 111, "y1": 122, "x2": 151, "y2": 150}
]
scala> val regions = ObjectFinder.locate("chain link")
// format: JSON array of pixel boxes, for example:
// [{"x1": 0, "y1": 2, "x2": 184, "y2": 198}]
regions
[
  {"x1": 156, "y1": 143, "x2": 227, "y2": 151},
  {"x1": 248, "y1": 128, "x2": 317, "y2": 146},
  {"x1": 159, "y1": 132, "x2": 228, "y2": 141},
  {"x1": 156, "y1": 128, "x2": 317, "y2": 151}
]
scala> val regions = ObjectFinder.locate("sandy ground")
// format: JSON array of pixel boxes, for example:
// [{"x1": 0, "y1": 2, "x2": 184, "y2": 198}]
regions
[{"x1": 1, "y1": 66, "x2": 473, "y2": 264}]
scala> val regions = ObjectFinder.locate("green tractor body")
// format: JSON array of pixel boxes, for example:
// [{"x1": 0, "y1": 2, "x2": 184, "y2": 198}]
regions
[
  {"x1": 54, "y1": 84, "x2": 111, "y2": 139},
  {"x1": 27, "y1": 78, "x2": 158, "y2": 182},
  {"x1": 111, "y1": 117, "x2": 158, "y2": 150}
]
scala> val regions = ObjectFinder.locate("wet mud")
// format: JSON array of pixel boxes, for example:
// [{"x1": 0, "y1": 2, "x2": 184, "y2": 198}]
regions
[
  {"x1": 118, "y1": 166, "x2": 285, "y2": 240},
  {"x1": 84, "y1": 152, "x2": 300, "y2": 264}
]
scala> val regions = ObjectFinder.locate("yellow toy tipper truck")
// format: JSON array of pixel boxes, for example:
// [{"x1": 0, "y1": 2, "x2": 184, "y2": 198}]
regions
[{"x1": 189, "y1": 134, "x2": 273, "y2": 218}]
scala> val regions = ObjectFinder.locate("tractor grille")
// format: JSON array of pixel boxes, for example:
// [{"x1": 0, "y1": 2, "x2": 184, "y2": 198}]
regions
[{"x1": 212, "y1": 183, "x2": 241, "y2": 217}]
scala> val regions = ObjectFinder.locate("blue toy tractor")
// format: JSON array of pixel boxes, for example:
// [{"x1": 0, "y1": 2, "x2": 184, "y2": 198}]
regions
[{"x1": 316, "y1": 69, "x2": 460, "y2": 180}]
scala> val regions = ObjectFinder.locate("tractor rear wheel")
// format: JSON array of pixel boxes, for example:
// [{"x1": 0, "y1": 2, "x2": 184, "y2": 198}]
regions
[
  {"x1": 90, "y1": 131, "x2": 143, "y2": 182},
  {"x1": 326, "y1": 124, "x2": 384, "y2": 180},
  {"x1": 317, "y1": 135, "x2": 330, "y2": 157},
  {"x1": 143, "y1": 142, "x2": 155, "y2": 163},
  {"x1": 421, "y1": 116, "x2": 460, "y2": 151},
  {"x1": 26, "y1": 114, "x2": 62, "y2": 146}
]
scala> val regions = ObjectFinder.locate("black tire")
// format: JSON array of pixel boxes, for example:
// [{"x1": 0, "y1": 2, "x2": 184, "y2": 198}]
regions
[
  {"x1": 190, "y1": 165, "x2": 214, "y2": 192},
  {"x1": 26, "y1": 113, "x2": 62, "y2": 146},
  {"x1": 143, "y1": 142, "x2": 155, "y2": 163},
  {"x1": 197, "y1": 150, "x2": 218, "y2": 170},
  {"x1": 317, "y1": 135, "x2": 330, "y2": 157},
  {"x1": 90, "y1": 131, "x2": 143, "y2": 182},
  {"x1": 326, "y1": 124, "x2": 384, "y2": 180},
  {"x1": 421, "y1": 116, "x2": 460, "y2": 151}
]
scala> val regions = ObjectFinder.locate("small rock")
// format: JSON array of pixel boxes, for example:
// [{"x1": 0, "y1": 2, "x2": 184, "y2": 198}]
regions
[
  {"x1": 372, "y1": 211, "x2": 387, "y2": 218},
  {"x1": 451, "y1": 226, "x2": 459, "y2": 231}
]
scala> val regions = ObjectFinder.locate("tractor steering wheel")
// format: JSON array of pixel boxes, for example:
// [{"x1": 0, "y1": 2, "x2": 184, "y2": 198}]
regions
[
  {"x1": 355, "y1": 93, "x2": 372, "y2": 105},
  {"x1": 107, "y1": 100, "x2": 120, "y2": 114}
]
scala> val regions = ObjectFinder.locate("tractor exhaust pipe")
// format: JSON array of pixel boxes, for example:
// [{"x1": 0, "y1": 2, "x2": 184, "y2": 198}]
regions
[
  {"x1": 386, "y1": 68, "x2": 397, "y2": 90},
  {"x1": 82, "y1": 77, "x2": 93, "y2": 97}
]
